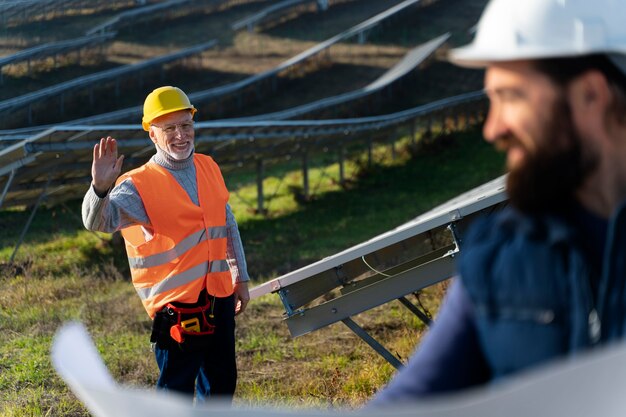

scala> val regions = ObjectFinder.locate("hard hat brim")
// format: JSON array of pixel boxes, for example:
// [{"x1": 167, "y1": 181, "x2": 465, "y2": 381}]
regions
[
  {"x1": 142, "y1": 106, "x2": 197, "y2": 131},
  {"x1": 449, "y1": 45, "x2": 626, "y2": 71}
]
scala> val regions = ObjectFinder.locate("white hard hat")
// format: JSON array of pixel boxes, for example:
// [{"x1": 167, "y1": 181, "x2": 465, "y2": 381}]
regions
[{"x1": 449, "y1": 0, "x2": 626, "y2": 73}]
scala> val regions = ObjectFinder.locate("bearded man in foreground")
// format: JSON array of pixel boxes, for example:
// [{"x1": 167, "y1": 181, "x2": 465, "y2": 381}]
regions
[{"x1": 370, "y1": 0, "x2": 626, "y2": 405}]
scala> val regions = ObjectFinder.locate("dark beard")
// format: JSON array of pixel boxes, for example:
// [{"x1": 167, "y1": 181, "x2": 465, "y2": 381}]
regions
[{"x1": 506, "y1": 98, "x2": 599, "y2": 215}]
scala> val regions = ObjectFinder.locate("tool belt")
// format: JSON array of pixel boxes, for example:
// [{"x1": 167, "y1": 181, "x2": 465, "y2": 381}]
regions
[{"x1": 151, "y1": 291, "x2": 216, "y2": 352}]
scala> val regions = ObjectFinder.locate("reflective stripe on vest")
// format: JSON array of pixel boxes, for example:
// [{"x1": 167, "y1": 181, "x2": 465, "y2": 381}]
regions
[
  {"x1": 117, "y1": 154, "x2": 233, "y2": 318},
  {"x1": 128, "y1": 226, "x2": 228, "y2": 269},
  {"x1": 135, "y1": 260, "x2": 230, "y2": 301}
]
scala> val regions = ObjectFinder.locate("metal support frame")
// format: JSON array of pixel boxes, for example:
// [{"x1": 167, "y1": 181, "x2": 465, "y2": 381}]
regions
[
  {"x1": 357, "y1": 31, "x2": 367, "y2": 45},
  {"x1": 278, "y1": 290, "x2": 295, "y2": 316},
  {"x1": 281, "y1": 252, "x2": 456, "y2": 367},
  {"x1": 316, "y1": 0, "x2": 329, "y2": 11},
  {"x1": 260, "y1": 174, "x2": 510, "y2": 364},
  {"x1": 256, "y1": 158, "x2": 265, "y2": 214},
  {"x1": 284, "y1": 253, "x2": 456, "y2": 338},
  {"x1": 10, "y1": 176, "x2": 51, "y2": 263},
  {"x1": 338, "y1": 146, "x2": 345, "y2": 185},
  {"x1": 0, "y1": 169, "x2": 16, "y2": 209},
  {"x1": 342, "y1": 317, "x2": 403, "y2": 369},
  {"x1": 398, "y1": 296, "x2": 432, "y2": 326},
  {"x1": 410, "y1": 120, "x2": 417, "y2": 145},
  {"x1": 302, "y1": 149, "x2": 309, "y2": 201}
]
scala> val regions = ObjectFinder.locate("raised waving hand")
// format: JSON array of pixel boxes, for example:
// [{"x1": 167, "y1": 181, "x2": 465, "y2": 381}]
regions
[{"x1": 91, "y1": 136, "x2": 124, "y2": 196}]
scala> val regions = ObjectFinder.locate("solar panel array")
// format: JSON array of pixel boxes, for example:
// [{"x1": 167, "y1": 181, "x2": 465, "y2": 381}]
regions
[
  {"x1": 0, "y1": 91, "x2": 486, "y2": 210},
  {"x1": 30, "y1": 0, "x2": 430, "y2": 128},
  {"x1": 1, "y1": 0, "x2": 486, "y2": 213}
]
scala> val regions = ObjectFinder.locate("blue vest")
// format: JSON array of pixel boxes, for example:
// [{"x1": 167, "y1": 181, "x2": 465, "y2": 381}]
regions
[{"x1": 458, "y1": 203, "x2": 626, "y2": 378}]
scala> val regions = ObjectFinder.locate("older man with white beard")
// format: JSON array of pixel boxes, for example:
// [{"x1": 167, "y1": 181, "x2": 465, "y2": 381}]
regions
[{"x1": 82, "y1": 86, "x2": 250, "y2": 404}]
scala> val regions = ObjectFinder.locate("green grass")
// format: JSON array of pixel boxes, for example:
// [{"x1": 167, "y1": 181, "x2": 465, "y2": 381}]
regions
[
  {"x1": 0, "y1": 0, "x2": 502, "y2": 414},
  {"x1": 234, "y1": 128, "x2": 503, "y2": 278},
  {"x1": 0, "y1": 126, "x2": 505, "y2": 415}
]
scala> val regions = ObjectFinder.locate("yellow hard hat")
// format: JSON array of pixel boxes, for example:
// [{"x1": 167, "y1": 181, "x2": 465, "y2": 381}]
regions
[{"x1": 142, "y1": 86, "x2": 197, "y2": 131}]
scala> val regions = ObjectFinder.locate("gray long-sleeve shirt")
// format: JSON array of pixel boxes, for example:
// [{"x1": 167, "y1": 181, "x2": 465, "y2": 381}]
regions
[{"x1": 82, "y1": 147, "x2": 250, "y2": 283}]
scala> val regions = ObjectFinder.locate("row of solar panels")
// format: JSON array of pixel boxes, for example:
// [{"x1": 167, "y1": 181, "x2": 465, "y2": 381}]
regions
[
  {"x1": 0, "y1": 90, "x2": 486, "y2": 210},
  {"x1": 0, "y1": 33, "x2": 449, "y2": 148},
  {"x1": 0, "y1": 0, "x2": 148, "y2": 25},
  {"x1": 85, "y1": 0, "x2": 196, "y2": 35},
  {"x1": 232, "y1": 33, "x2": 450, "y2": 122},
  {"x1": 0, "y1": 39, "x2": 219, "y2": 117},
  {"x1": 0, "y1": 32, "x2": 115, "y2": 70},
  {"x1": 0, "y1": 0, "x2": 430, "y2": 133},
  {"x1": 0, "y1": 0, "x2": 327, "y2": 82}
]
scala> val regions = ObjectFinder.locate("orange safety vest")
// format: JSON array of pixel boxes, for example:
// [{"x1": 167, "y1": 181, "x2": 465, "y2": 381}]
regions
[{"x1": 116, "y1": 154, "x2": 233, "y2": 318}]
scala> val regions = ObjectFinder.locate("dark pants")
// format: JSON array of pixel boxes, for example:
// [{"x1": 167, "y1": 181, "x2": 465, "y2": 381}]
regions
[{"x1": 153, "y1": 294, "x2": 237, "y2": 403}]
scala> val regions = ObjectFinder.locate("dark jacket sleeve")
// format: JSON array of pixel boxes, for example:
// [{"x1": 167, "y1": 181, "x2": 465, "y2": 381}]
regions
[{"x1": 367, "y1": 279, "x2": 492, "y2": 407}]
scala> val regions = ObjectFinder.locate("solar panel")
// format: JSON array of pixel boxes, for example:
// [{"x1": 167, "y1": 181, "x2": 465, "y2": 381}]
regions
[
  {"x1": 250, "y1": 175, "x2": 507, "y2": 367},
  {"x1": 0, "y1": 39, "x2": 219, "y2": 123},
  {"x1": 5, "y1": 0, "x2": 431, "y2": 129}
]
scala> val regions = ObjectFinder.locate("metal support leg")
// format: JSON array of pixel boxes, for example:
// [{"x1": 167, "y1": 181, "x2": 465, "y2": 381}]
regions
[
  {"x1": 398, "y1": 296, "x2": 432, "y2": 327},
  {"x1": 278, "y1": 290, "x2": 295, "y2": 316},
  {"x1": 338, "y1": 146, "x2": 345, "y2": 185},
  {"x1": 0, "y1": 169, "x2": 16, "y2": 209},
  {"x1": 10, "y1": 177, "x2": 51, "y2": 263},
  {"x1": 256, "y1": 159, "x2": 265, "y2": 214},
  {"x1": 316, "y1": 0, "x2": 329, "y2": 11},
  {"x1": 302, "y1": 150, "x2": 309, "y2": 201},
  {"x1": 358, "y1": 31, "x2": 367, "y2": 44},
  {"x1": 341, "y1": 317, "x2": 403, "y2": 370}
]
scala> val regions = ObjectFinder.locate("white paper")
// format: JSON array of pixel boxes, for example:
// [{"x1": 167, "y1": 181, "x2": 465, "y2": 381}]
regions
[{"x1": 52, "y1": 322, "x2": 626, "y2": 417}]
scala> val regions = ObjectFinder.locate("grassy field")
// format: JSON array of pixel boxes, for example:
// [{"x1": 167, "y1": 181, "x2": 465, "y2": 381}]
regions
[
  {"x1": 0, "y1": 127, "x2": 505, "y2": 416},
  {"x1": 0, "y1": 0, "x2": 501, "y2": 415}
]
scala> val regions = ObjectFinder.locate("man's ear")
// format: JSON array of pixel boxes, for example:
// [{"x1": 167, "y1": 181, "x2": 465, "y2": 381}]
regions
[
  {"x1": 569, "y1": 70, "x2": 611, "y2": 116},
  {"x1": 148, "y1": 127, "x2": 158, "y2": 144},
  {"x1": 568, "y1": 70, "x2": 613, "y2": 134}
]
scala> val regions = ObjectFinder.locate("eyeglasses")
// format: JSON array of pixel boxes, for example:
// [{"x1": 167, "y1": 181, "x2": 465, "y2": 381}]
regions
[{"x1": 151, "y1": 121, "x2": 194, "y2": 135}]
